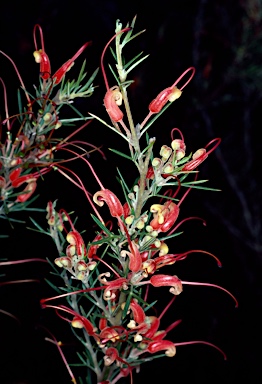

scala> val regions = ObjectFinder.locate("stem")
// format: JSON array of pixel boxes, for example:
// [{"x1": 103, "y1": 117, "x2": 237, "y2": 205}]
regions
[
  {"x1": 83, "y1": 332, "x2": 103, "y2": 381},
  {"x1": 113, "y1": 291, "x2": 127, "y2": 325},
  {"x1": 115, "y1": 35, "x2": 155, "y2": 218},
  {"x1": 115, "y1": 30, "x2": 141, "y2": 155},
  {"x1": 135, "y1": 138, "x2": 154, "y2": 218}
]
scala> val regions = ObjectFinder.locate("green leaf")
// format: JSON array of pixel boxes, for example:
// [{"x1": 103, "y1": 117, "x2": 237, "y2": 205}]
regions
[
  {"x1": 180, "y1": 184, "x2": 221, "y2": 191},
  {"x1": 108, "y1": 63, "x2": 120, "y2": 85},
  {"x1": 88, "y1": 113, "x2": 129, "y2": 142},
  {"x1": 159, "y1": 230, "x2": 184, "y2": 241},
  {"x1": 116, "y1": 168, "x2": 130, "y2": 193},
  {"x1": 111, "y1": 263, "x2": 124, "y2": 276},
  {"x1": 59, "y1": 117, "x2": 92, "y2": 123},
  {"x1": 143, "y1": 300, "x2": 158, "y2": 312},
  {"x1": 90, "y1": 214, "x2": 113, "y2": 236},
  {"x1": 140, "y1": 100, "x2": 174, "y2": 137},
  {"x1": 27, "y1": 217, "x2": 50, "y2": 235},
  {"x1": 153, "y1": 194, "x2": 179, "y2": 202},
  {"x1": 124, "y1": 51, "x2": 145, "y2": 70},
  {"x1": 109, "y1": 46, "x2": 117, "y2": 61},
  {"x1": 131, "y1": 290, "x2": 154, "y2": 306},
  {"x1": 125, "y1": 54, "x2": 149, "y2": 75},
  {"x1": 122, "y1": 292, "x2": 132, "y2": 318},
  {"x1": 109, "y1": 148, "x2": 133, "y2": 161},
  {"x1": 65, "y1": 102, "x2": 86, "y2": 118},
  {"x1": 44, "y1": 278, "x2": 63, "y2": 294},
  {"x1": 88, "y1": 237, "x2": 110, "y2": 246},
  {"x1": 17, "y1": 89, "x2": 23, "y2": 121}
]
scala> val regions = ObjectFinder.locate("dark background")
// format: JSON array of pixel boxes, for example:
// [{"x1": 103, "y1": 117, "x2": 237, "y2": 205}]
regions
[{"x1": 0, "y1": 0, "x2": 261, "y2": 383}]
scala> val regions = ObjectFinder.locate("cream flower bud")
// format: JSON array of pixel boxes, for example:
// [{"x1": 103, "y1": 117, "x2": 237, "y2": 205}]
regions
[
  {"x1": 55, "y1": 121, "x2": 62, "y2": 129},
  {"x1": 133, "y1": 185, "x2": 139, "y2": 192},
  {"x1": 152, "y1": 158, "x2": 162, "y2": 167},
  {"x1": 159, "y1": 243, "x2": 169, "y2": 256},
  {"x1": 176, "y1": 149, "x2": 185, "y2": 160},
  {"x1": 168, "y1": 86, "x2": 182, "y2": 101},
  {"x1": 134, "y1": 334, "x2": 143, "y2": 342},
  {"x1": 154, "y1": 239, "x2": 161, "y2": 248},
  {"x1": 193, "y1": 148, "x2": 206, "y2": 159},
  {"x1": 146, "y1": 225, "x2": 153, "y2": 232},
  {"x1": 71, "y1": 318, "x2": 84, "y2": 328},
  {"x1": 136, "y1": 220, "x2": 145, "y2": 229},
  {"x1": 127, "y1": 320, "x2": 136, "y2": 329},
  {"x1": 43, "y1": 112, "x2": 52, "y2": 123},
  {"x1": 163, "y1": 163, "x2": 174, "y2": 174},
  {"x1": 160, "y1": 145, "x2": 172, "y2": 159},
  {"x1": 125, "y1": 215, "x2": 134, "y2": 225}
]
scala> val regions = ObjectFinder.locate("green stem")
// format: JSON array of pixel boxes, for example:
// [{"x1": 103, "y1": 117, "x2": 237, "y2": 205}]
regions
[
  {"x1": 134, "y1": 139, "x2": 154, "y2": 218},
  {"x1": 113, "y1": 291, "x2": 127, "y2": 325},
  {"x1": 83, "y1": 332, "x2": 102, "y2": 381},
  {"x1": 115, "y1": 33, "x2": 154, "y2": 218}
]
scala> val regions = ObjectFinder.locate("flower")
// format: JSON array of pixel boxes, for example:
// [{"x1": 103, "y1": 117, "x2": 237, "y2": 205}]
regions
[
  {"x1": 182, "y1": 148, "x2": 208, "y2": 171},
  {"x1": 120, "y1": 241, "x2": 142, "y2": 272},
  {"x1": 149, "y1": 86, "x2": 182, "y2": 113},
  {"x1": 150, "y1": 274, "x2": 183, "y2": 295},
  {"x1": 33, "y1": 24, "x2": 90, "y2": 84},
  {"x1": 93, "y1": 189, "x2": 124, "y2": 218},
  {"x1": 150, "y1": 201, "x2": 179, "y2": 232},
  {"x1": 104, "y1": 86, "x2": 124, "y2": 122},
  {"x1": 147, "y1": 339, "x2": 176, "y2": 357}
]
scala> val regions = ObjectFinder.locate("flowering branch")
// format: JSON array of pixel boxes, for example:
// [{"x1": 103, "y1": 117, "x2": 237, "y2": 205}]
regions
[{"x1": 1, "y1": 16, "x2": 238, "y2": 384}]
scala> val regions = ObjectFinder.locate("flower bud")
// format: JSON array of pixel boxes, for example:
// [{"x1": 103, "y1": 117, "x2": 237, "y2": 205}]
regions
[
  {"x1": 159, "y1": 242, "x2": 169, "y2": 256},
  {"x1": 163, "y1": 163, "x2": 174, "y2": 174},
  {"x1": 76, "y1": 261, "x2": 88, "y2": 271},
  {"x1": 43, "y1": 112, "x2": 52, "y2": 123},
  {"x1": 160, "y1": 145, "x2": 172, "y2": 160},
  {"x1": 152, "y1": 158, "x2": 162, "y2": 167},
  {"x1": 125, "y1": 215, "x2": 134, "y2": 225},
  {"x1": 171, "y1": 139, "x2": 185, "y2": 151},
  {"x1": 136, "y1": 220, "x2": 145, "y2": 229},
  {"x1": 71, "y1": 317, "x2": 84, "y2": 328},
  {"x1": 55, "y1": 121, "x2": 62, "y2": 129},
  {"x1": 176, "y1": 149, "x2": 185, "y2": 160},
  {"x1": 193, "y1": 148, "x2": 206, "y2": 159},
  {"x1": 54, "y1": 257, "x2": 72, "y2": 268},
  {"x1": 154, "y1": 239, "x2": 161, "y2": 248}
]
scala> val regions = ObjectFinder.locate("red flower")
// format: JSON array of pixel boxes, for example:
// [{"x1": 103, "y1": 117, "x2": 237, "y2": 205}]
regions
[
  {"x1": 16, "y1": 180, "x2": 37, "y2": 203},
  {"x1": 66, "y1": 231, "x2": 87, "y2": 259},
  {"x1": 87, "y1": 232, "x2": 103, "y2": 259},
  {"x1": 120, "y1": 241, "x2": 142, "y2": 273},
  {"x1": 130, "y1": 299, "x2": 146, "y2": 324},
  {"x1": 33, "y1": 24, "x2": 90, "y2": 84},
  {"x1": 147, "y1": 339, "x2": 176, "y2": 357},
  {"x1": 33, "y1": 49, "x2": 51, "y2": 80},
  {"x1": 100, "y1": 327, "x2": 120, "y2": 343},
  {"x1": 52, "y1": 42, "x2": 91, "y2": 85},
  {"x1": 150, "y1": 274, "x2": 183, "y2": 295},
  {"x1": 150, "y1": 201, "x2": 179, "y2": 232},
  {"x1": 182, "y1": 148, "x2": 208, "y2": 171},
  {"x1": 182, "y1": 138, "x2": 221, "y2": 171},
  {"x1": 103, "y1": 277, "x2": 128, "y2": 301},
  {"x1": 149, "y1": 86, "x2": 182, "y2": 113},
  {"x1": 93, "y1": 189, "x2": 124, "y2": 218},
  {"x1": 104, "y1": 86, "x2": 124, "y2": 122},
  {"x1": 11, "y1": 174, "x2": 36, "y2": 188}
]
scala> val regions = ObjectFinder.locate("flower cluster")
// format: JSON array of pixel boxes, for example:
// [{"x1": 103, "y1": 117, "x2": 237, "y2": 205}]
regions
[
  {"x1": 0, "y1": 25, "x2": 98, "y2": 222},
  {"x1": 37, "y1": 18, "x2": 237, "y2": 384}
]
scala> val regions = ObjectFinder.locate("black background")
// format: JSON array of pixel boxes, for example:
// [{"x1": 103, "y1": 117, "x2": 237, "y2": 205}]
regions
[{"x1": 0, "y1": 1, "x2": 261, "y2": 383}]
